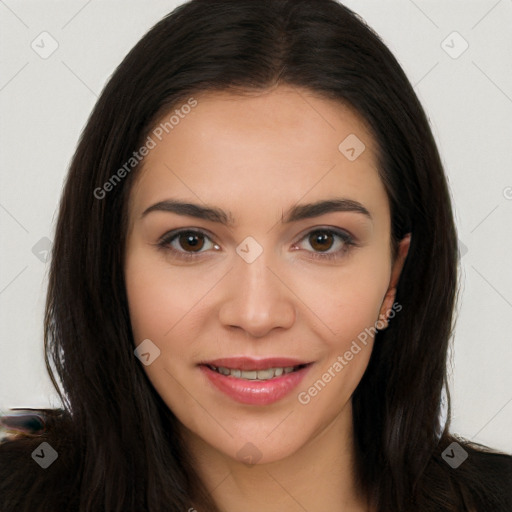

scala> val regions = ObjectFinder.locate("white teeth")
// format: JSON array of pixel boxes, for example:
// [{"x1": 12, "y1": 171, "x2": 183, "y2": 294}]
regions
[
  {"x1": 210, "y1": 365, "x2": 301, "y2": 380},
  {"x1": 257, "y1": 369, "x2": 274, "y2": 380}
]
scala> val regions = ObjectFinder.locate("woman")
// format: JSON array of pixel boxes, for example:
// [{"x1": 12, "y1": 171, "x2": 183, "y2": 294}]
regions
[{"x1": 1, "y1": 0, "x2": 510, "y2": 510}]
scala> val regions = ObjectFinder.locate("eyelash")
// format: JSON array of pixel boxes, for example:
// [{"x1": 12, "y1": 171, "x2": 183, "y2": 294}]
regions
[{"x1": 155, "y1": 228, "x2": 357, "y2": 262}]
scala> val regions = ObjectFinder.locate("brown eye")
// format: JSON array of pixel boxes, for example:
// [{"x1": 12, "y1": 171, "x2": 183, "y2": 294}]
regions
[
  {"x1": 157, "y1": 229, "x2": 219, "y2": 260},
  {"x1": 177, "y1": 231, "x2": 206, "y2": 252},
  {"x1": 308, "y1": 231, "x2": 335, "y2": 252},
  {"x1": 294, "y1": 228, "x2": 355, "y2": 261}
]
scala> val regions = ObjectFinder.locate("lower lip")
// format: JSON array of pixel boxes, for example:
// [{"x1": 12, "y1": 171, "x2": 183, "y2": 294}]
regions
[{"x1": 199, "y1": 364, "x2": 313, "y2": 405}]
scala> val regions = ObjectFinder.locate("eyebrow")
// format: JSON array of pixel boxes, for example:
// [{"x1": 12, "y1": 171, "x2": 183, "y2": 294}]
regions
[{"x1": 140, "y1": 197, "x2": 372, "y2": 225}]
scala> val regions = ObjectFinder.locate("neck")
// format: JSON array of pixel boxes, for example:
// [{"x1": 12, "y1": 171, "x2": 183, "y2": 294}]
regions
[{"x1": 181, "y1": 402, "x2": 370, "y2": 512}]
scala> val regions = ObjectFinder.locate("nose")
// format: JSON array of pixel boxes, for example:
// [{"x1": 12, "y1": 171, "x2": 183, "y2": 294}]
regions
[{"x1": 218, "y1": 248, "x2": 296, "y2": 338}]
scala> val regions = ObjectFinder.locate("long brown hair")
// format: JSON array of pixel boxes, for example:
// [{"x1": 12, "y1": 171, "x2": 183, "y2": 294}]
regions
[{"x1": 24, "y1": 0, "x2": 509, "y2": 510}]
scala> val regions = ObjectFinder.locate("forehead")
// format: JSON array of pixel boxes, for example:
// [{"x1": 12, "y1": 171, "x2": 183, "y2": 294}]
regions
[{"x1": 128, "y1": 86, "x2": 386, "y2": 225}]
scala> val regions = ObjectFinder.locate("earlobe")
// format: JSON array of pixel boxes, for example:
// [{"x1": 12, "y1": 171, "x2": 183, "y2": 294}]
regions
[{"x1": 378, "y1": 233, "x2": 411, "y2": 328}]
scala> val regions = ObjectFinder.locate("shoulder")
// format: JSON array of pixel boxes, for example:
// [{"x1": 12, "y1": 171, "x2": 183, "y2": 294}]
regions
[
  {"x1": 465, "y1": 442, "x2": 512, "y2": 474},
  {"x1": 462, "y1": 443, "x2": 512, "y2": 507},
  {"x1": 0, "y1": 409, "x2": 80, "y2": 512},
  {"x1": 431, "y1": 438, "x2": 512, "y2": 512}
]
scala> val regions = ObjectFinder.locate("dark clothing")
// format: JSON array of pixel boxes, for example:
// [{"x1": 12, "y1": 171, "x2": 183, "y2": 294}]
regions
[{"x1": 1, "y1": 409, "x2": 511, "y2": 511}]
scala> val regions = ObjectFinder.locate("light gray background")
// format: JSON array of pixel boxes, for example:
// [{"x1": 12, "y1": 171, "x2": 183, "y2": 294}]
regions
[{"x1": 1, "y1": 1, "x2": 511, "y2": 452}]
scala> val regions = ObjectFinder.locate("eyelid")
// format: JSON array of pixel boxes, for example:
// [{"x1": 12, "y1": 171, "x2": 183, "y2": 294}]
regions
[
  {"x1": 292, "y1": 226, "x2": 357, "y2": 261},
  {"x1": 156, "y1": 228, "x2": 219, "y2": 258},
  {"x1": 156, "y1": 226, "x2": 357, "y2": 261},
  {"x1": 292, "y1": 225, "x2": 356, "y2": 245}
]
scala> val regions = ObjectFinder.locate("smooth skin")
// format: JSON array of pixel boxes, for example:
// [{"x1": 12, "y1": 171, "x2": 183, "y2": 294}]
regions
[{"x1": 124, "y1": 85, "x2": 410, "y2": 512}]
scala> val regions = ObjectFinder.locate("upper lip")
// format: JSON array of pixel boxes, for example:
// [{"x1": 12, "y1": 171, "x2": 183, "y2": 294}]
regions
[{"x1": 199, "y1": 357, "x2": 313, "y2": 371}]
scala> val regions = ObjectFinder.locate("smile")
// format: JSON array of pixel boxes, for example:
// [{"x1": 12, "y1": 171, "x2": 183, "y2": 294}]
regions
[
  {"x1": 199, "y1": 358, "x2": 314, "y2": 405},
  {"x1": 207, "y1": 364, "x2": 307, "y2": 381}
]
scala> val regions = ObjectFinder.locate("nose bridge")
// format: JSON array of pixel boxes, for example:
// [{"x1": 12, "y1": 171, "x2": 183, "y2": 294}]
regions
[
  {"x1": 218, "y1": 236, "x2": 296, "y2": 337},
  {"x1": 235, "y1": 239, "x2": 282, "y2": 311},
  {"x1": 234, "y1": 234, "x2": 277, "y2": 291}
]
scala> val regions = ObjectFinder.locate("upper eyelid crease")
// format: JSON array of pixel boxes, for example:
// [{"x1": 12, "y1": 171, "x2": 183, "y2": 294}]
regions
[
  {"x1": 159, "y1": 226, "x2": 354, "y2": 242},
  {"x1": 141, "y1": 198, "x2": 372, "y2": 226},
  {"x1": 158, "y1": 227, "x2": 356, "y2": 255}
]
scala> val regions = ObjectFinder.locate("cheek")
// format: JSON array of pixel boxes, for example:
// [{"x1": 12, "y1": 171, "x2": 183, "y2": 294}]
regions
[
  {"x1": 125, "y1": 263, "x2": 171, "y2": 344},
  {"x1": 291, "y1": 253, "x2": 391, "y2": 342},
  {"x1": 125, "y1": 238, "x2": 391, "y2": 355},
  {"x1": 290, "y1": 252, "x2": 390, "y2": 402},
  {"x1": 124, "y1": 246, "x2": 206, "y2": 344},
  {"x1": 294, "y1": 278, "x2": 385, "y2": 413},
  {"x1": 124, "y1": 249, "x2": 202, "y2": 403}
]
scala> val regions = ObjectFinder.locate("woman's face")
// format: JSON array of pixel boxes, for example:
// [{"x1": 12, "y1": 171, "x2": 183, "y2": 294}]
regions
[{"x1": 124, "y1": 85, "x2": 409, "y2": 464}]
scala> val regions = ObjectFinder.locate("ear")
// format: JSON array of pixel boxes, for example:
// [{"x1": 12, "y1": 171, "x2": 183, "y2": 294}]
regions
[{"x1": 378, "y1": 233, "x2": 411, "y2": 328}]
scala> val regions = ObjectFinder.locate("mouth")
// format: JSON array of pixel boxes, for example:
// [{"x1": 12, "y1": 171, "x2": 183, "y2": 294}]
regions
[
  {"x1": 198, "y1": 357, "x2": 314, "y2": 405},
  {"x1": 204, "y1": 363, "x2": 309, "y2": 381}
]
